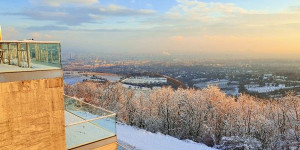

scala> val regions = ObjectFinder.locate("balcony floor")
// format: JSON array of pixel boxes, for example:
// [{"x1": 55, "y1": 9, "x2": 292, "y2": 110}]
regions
[
  {"x1": 0, "y1": 63, "x2": 59, "y2": 73},
  {"x1": 65, "y1": 111, "x2": 115, "y2": 149}
]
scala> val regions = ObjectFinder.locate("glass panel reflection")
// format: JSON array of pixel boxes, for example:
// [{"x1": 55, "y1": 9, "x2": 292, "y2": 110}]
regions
[
  {"x1": 0, "y1": 41, "x2": 61, "y2": 72},
  {"x1": 64, "y1": 95, "x2": 116, "y2": 149}
]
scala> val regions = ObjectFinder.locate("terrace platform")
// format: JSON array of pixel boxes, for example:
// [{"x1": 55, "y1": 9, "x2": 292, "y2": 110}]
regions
[
  {"x1": 0, "y1": 64, "x2": 63, "y2": 83},
  {"x1": 65, "y1": 111, "x2": 115, "y2": 149},
  {"x1": 64, "y1": 96, "x2": 117, "y2": 150},
  {"x1": 0, "y1": 63, "x2": 59, "y2": 72}
]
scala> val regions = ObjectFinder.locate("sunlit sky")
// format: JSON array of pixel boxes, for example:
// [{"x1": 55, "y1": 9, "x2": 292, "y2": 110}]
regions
[{"x1": 1, "y1": 0, "x2": 300, "y2": 58}]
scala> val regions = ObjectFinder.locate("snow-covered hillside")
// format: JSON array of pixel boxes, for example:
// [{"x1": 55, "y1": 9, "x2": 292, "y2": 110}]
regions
[{"x1": 117, "y1": 124, "x2": 216, "y2": 150}]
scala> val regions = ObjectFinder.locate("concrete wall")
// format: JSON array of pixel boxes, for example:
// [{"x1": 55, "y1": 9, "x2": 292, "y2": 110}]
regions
[
  {"x1": 70, "y1": 136, "x2": 118, "y2": 150},
  {"x1": 0, "y1": 77, "x2": 66, "y2": 149},
  {"x1": 94, "y1": 142, "x2": 117, "y2": 150}
]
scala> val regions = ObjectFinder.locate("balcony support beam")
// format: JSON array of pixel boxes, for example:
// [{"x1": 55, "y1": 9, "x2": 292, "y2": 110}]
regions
[{"x1": 68, "y1": 136, "x2": 117, "y2": 150}]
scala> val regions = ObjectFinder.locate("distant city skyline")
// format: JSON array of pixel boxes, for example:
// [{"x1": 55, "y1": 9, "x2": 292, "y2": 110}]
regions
[{"x1": 1, "y1": 0, "x2": 300, "y2": 59}]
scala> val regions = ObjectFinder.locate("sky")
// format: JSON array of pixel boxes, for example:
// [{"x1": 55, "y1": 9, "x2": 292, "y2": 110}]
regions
[{"x1": 0, "y1": 0, "x2": 300, "y2": 59}]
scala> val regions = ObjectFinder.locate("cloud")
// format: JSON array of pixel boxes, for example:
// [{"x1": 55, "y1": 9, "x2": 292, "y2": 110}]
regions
[
  {"x1": 5, "y1": 8, "x2": 91, "y2": 25},
  {"x1": 98, "y1": 4, "x2": 155, "y2": 16},
  {"x1": 146, "y1": 3, "x2": 153, "y2": 8},
  {"x1": 29, "y1": 32, "x2": 55, "y2": 40},
  {"x1": 289, "y1": 6, "x2": 300, "y2": 12},
  {"x1": 171, "y1": 35, "x2": 184, "y2": 41},
  {"x1": 129, "y1": 0, "x2": 300, "y2": 58},
  {"x1": 27, "y1": 25, "x2": 69, "y2": 31},
  {"x1": 144, "y1": 0, "x2": 300, "y2": 37},
  {"x1": 162, "y1": 51, "x2": 171, "y2": 56},
  {"x1": 166, "y1": 0, "x2": 250, "y2": 21},
  {"x1": 2, "y1": 0, "x2": 300, "y2": 58},
  {"x1": 142, "y1": 1, "x2": 259, "y2": 31},
  {"x1": 44, "y1": 34, "x2": 54, "y2": 39},
  {"x1": 30, "y1": 0, "x2": 98, "y2": 7},
  {"x1": 30, "y1": 32, "x2": 41, "y2": 39},
  {"x1": 2, "y1": 27, "x2": 19, "y2": 40},
  {"x1": 6, "y1": 4, "x2": 155, "y2": 25},
  {"x1": 78, "y1": 28, "x2": 142, "y2": 32}
]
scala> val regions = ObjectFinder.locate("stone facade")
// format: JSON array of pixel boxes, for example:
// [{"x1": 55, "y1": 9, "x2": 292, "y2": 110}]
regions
[{"x1": 0, "y1": 77, "x2": 66, "y2": 150}]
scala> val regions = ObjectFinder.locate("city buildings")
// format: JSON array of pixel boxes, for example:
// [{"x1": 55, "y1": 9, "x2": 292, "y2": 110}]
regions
[{"x1": 122, "y1": 76, "x2": 167, "y2": 85}]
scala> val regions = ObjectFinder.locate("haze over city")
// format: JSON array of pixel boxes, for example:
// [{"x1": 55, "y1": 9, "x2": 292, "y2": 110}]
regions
[
  {"x1": 1, "y1": 1, "x2": 300, "y2": 150},
  {"x1": 1, "y1": 0, "x2": 300, "y2": 59}
]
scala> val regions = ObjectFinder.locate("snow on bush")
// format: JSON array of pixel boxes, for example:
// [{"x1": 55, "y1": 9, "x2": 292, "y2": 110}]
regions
[
  {"x1": 217, "y1": 136, "x2": 262, "y2": 150},
  {"x1": 64, "y1": 82, "x2": 300, "y2": 149}
]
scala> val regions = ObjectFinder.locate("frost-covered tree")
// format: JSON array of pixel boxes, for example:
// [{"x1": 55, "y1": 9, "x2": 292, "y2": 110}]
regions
[{"x1": 64, "y1": 82, "x2": 300, "y2": 149}]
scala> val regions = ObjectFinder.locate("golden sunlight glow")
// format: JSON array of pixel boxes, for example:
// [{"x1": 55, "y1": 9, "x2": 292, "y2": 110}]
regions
[{"x1": 0, "y1": 26, "x2": 2, "y2": 41}]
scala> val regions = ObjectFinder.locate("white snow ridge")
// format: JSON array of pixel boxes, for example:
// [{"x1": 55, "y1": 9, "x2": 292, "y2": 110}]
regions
[{"x1": 117, "y1": 123, "x2": 216, "y2": 150}]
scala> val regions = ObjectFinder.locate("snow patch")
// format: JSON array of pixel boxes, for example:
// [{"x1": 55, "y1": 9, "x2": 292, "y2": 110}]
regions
[{"x1": 117, "y1": 123, "x2": 216, "y2": 150}]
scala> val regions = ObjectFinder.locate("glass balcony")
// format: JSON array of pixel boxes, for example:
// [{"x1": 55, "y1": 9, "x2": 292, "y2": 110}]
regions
[
  {"x1": 0, "y1": 41, "x2": 61, "y2": 72},
  {"x1": 64, "y1": 95, "x2": 117, "y2": 149}
]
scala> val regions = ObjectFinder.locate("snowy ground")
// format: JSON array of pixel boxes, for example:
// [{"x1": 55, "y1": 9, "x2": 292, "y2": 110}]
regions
[{"x1": 117, "y1": 124, "x2": 216, "y2": 150}]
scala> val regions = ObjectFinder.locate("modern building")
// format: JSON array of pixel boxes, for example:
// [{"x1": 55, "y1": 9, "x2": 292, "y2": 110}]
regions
[
  {"x1": 0, "y1": 32, "x2": 118, "y2": 149},
  {"x1": 122, "y1": 76, "x2": 167, "y2": 85}
]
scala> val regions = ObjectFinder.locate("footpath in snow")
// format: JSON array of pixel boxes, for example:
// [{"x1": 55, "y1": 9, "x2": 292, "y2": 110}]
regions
[{"x1": 117, "y1": 124, "x2": 216, "y2": 150}]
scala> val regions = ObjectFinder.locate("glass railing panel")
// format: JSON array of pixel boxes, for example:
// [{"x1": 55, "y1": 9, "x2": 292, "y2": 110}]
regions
[
  {"x1": 29, "y1": 43, "x2": 61, "y2": 69},
  {"x1": 0, "y1": 41, "x2": 61, "y2": 72},
  {"x1": 64, "y1": 96, "x2": 112, "y2": 118},
  {"x1": 64, "y1": 95, "x2": 117, "y2": 149},
  {"x1": 90, "y1": 115, "x2": 116, "y2": 135},
  {"x1": 8, "y1": 43, "x2": 18, "y2": 66},
  {"x1": 18, "y1": 43, "x2": 29, "y2": 68},
  {"x1": 1, "y1": 44, "x2": 8, "y2": 64},
  {"x1": 65, "y1": 113, "x2": 116, "y2": 149}
]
